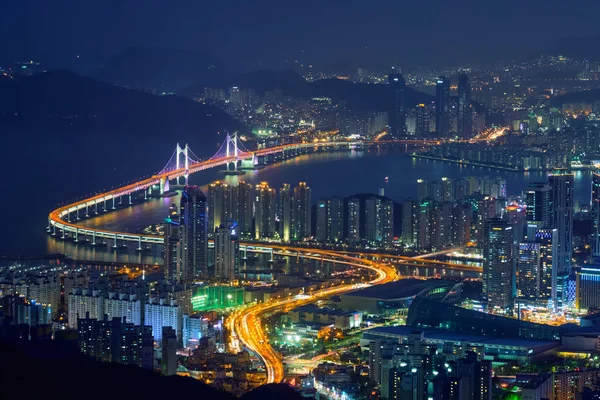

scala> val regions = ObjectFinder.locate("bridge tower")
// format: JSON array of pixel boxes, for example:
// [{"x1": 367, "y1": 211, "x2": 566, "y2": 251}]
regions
[
  {"x1": 225, "y1": 133, "x2": 239, "y2": 172},
  {"x1": 176, "y1": 143, "x2": 190, "y2": 185}
]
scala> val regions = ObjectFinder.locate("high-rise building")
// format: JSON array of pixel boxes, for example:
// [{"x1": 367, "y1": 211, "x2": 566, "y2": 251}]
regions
[
  {"x1": 554, "y1": 369, "x2": 600, "y2": 400},
  {"x1": 416, "y1": 200, "x2": 433, "y2": 250},
  {"x1": 401, "y1": 200, "x2": 415, "y2": 246},
  {"x1": 506, "y1": 204, "x2": 526, "y2": 245},
  {"x1": 164, "y1": 217, "x2": 180, "y2": 282},
  {"x1": 77, "y1": 314, "x2": 112, "y2": 362},
  {"x1": 292, "y1": 182, "x2": 311, "y2": 240},
  {"x1": 549, "y1": 169, "x2": 574, "y2": 309},
  {"x1": 416, "y1": 179, "x2": 429, "y2": 203},
  {"x1": 254, "y1": 182, "x2": 276, "y2": 239},
  {"x1": 457, "y1": 73, "x2": 472, "y2": 138},
  {"x1": 453, "y1": 203, "x2": 471, "y2": 246},
  {"x1": 535, "y1": 229, "x2": 559, "y2": 305},
  {"x1": 27, "y1": 276, "x2": 60, "y2": 319},
  {"x1": 388, "y1": 70, "x2": 406, "y2": 137},
  {"x1": 279, "y1": 183, "x2": 292, "y2": 242},
  {"x1": 347, "y1": 198, "x2": 361, "y2": 242},
  {"x1": 482, "y1": 219, "x2": 514, "y2": 313},
  {"x1": 109, "y1": 317, "x2": 154, "y2": 370},
  {"x1": 182, "y1": 314, "x2": 209, "y2": 348},
  {"x1": 415, "y1": 103, "x2": 429, "y2": 135},
  {"x1": 104, "y1": 293, "x2": 142, "y2": 326},
  {"x1": 316, "y1": 198, "x2": 344, "y2": 243},
  {"x1": 68, "y1": 289, "x2": 104, "y2": 329},
  {"x1": 441, "y1": 177, "x2": 454, "y2": 202},
  {"x1": 436, "y1": 76, "x2": 450, "y2": 136},
  {"x1": 2, "y1": 296, "x2": 52, "y2": 327},
  {"x1": 207, "y1": 181, "x2": 231, "y2": 234},
  {"x1": 525, "y1": 183, "x2": 552, "y2": 227},
  {"x1": 592, "y1": 173, "x2": 600, "y2": 256},
  {"x1": 428, "y1": 180, "x2": 443, "y2": 202},
  {"x1": 180, "y1": 186, "x2": 208, "y2": 280},
  {"x1": 144, "y1": 298, "x2": 182, "y2": 342},
  {"x1": 232, "y1": 181, "x2": 253, "y2": 239},
  {"x1": 575, "y1": 264, "x2": 600, "y2": 310},
  {"x1": 432, "y1": 202, "x2": 453, "y2": 250},
  {"x1": 365, "y1": 196, "x2": 394, "y2": 246},
  {"x1": 161, "y1": 326, "x2": 178, "y2": 376},
  {"x1": 516, "y1": 242, "x2": 541, "y2": 302},
  {"x1": 214, "y1": 221, "x2": 240, "y2": 282}
]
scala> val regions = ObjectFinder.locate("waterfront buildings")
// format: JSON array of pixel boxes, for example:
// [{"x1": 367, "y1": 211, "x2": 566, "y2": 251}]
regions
[
  {"x1": 254, "y1": 182, "x2": 276, "y2": 239},
  {"x1": 180, "y1": 186, "x2": 208, "y2": 280},
  {"x1": 316, "y1": 198, "x2": 344, "y2": 243},
  {"x1": 292, "y1": 182, "x2": 312, "y2": 240},
  {"x1": 388, "y1": 71, "x2": 406, "y2": 137},
  {"x1": 214, "y1": 221, "x2": 240, "y2": 282}
]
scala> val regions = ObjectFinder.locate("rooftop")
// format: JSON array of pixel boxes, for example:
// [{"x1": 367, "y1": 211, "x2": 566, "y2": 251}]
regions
[{"x1": 364, "y1": 325, "x2": 559, "y2": 351}]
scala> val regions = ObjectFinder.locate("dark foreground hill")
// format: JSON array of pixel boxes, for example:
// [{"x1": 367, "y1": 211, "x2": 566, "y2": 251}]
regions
[{"x1": 0, "y1": 339, "x2": 303, "y2": 400}]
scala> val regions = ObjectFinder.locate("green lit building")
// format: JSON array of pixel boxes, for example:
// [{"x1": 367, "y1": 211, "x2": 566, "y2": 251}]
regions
[{"x1": 191, "y1": 286, "x2": 244, "y2": 312}]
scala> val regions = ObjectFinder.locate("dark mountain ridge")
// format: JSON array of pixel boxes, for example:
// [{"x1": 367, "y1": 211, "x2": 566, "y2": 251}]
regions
[
  {"x1": 0, "y1": 69, "x2": 244, "y2": 152},
  {"x1": 93, "y1": 46, "x2": 228, "y2": 93},
  {"x1": 180, "y1": 69, "x2": 434, "y2": 110}
]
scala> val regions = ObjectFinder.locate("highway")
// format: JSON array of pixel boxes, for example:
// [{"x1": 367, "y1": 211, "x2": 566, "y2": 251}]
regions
[{"x1": 226, "y1": 247, "x2": 399, "y2": 384}]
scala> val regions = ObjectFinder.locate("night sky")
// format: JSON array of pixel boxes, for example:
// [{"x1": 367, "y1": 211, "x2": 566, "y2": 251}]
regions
[{"x1": 2, "y1": 0, "x2": 600, "y2": 72}]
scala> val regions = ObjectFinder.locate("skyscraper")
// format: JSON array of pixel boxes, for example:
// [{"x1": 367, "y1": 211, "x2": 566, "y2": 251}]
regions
[
  {"x1": 401, "y1": 200, "x2": 415, "y2": 246},
  {"x1": 435, "y1": 76, "x2": 450, "y2": 136},
  {"x1": 592, "y1": 173, "x2": 600, "y2": 256},
  {"x1": 457, "y1": 73, "x2": 472, "y2": 138},
  {"x1": 180, "y1": 186, "x2": 208, "y2": 280},
  {"x1": 549, "y1": 168, "x2": 574, "y2": 309},
  {"x1": 254, "y1": 182, "x2": 276, "y2": 239},
  {"x1": 388, "y1": 70, "x2": 406, "y2": 137},
  {"x1": 279, "y1": 183, "x2": 292, "y2": 242},
  {"x1": 316, "y1": 198, "x2": 344, "y2": 243},
  {"x1": 207, "y1": 181, "x2": 232, "y2": 234},
  {"x1": 365, "y1": 196, "x2": 394, "y2": 246},
  {"x1": 415, "y1": 103, "x2": 429, "y2": 135},
  {"x1": 214, "y1": 221, "x2": 240, "y2": 282},
  {"x1": 416, "y1": 179, "x2": 429, "y2": 202},
  {"x1": 516, "y1": 242, "x2": 541, "y2": 302},
  {"x1": 164, "y1": 217, "x2": 180, "y2": 282},
  {"x1": 232, "y1": 181, "x2": 253, "y2": 239},
  {"x1": 292, "y1": 182, "x2": 311, "y2": 240},
  {"x1": 535, "y1": 229, "x2": 559, "y2": 306},
  {"x1": 347, "y1": 198, "x2": 361, "y2": 242},
  {"x1": 482, "y1": 218, "x2": 514, "y2": 313},
  {"x1": 525, "y1": 183, "x2": 552, "y2": 227}
]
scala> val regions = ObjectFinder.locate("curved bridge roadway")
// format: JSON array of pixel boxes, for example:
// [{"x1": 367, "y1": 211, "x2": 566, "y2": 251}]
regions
[{"x1": 226, "y1": 247, "x2": 399, "y2": 384}]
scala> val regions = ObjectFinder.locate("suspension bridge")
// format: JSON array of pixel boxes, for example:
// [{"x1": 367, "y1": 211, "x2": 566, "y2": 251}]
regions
[{"x1": 48, "y1": 134, "x2": 412, "y2": 249}]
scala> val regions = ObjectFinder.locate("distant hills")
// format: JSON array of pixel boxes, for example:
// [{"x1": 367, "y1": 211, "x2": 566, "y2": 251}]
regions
[
  {"x1": 550, "y1": 88, "x2": 600, "y2": 107},
  {"x1": 93, "y1": 47, "x2": 229, "y2": 93},
  {"x1": 545, "y1": 34, "x2": 600, "y2": 61},
  {"x1": 181, "y1": 69, "x2": 434, "y2": 111},
  {"x1": 0, "y1": 69, "x2": 244, "y2": 154}
]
